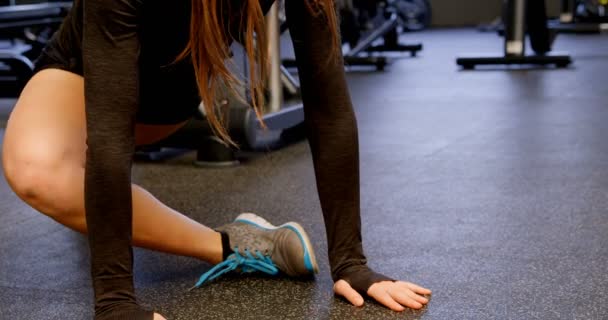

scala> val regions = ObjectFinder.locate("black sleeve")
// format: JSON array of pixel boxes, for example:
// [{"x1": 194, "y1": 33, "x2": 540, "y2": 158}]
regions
[
  {"x1": 284, "y1": 1, "x2": 394, "y2": 295},
  {"x1": 82, "y1": 0, "x2": 152, "y2": 318}
]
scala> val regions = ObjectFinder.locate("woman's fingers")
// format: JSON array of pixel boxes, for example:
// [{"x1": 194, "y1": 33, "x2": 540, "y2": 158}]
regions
[
  {"x1": 397, "y1": 281, "x2": 432, "y2": 295},
  {"x1": 368, "y1": 285, "x2": 407, "y2": 311},
  {"x1": 386, "y1": 286, "x2": 424, "y2": 310},
  {"x1": 368, "y1": 281, "x2": 431, "y2": 310},
  {"x1": 402, "y1": 287, "x2": 430, "y2": 305},
  {"x1": 333, "y1": 279, "x2": 365, "y2": 307}
]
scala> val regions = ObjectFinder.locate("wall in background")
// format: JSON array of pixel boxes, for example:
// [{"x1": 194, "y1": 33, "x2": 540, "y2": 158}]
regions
[{"x1": 429, "y1": 0, "x2": 561, "y2": 27}]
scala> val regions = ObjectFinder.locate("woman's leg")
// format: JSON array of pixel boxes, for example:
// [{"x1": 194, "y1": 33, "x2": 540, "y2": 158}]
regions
[{"x1": 2, "y1": 69, "x2": 223, "y2": 265}]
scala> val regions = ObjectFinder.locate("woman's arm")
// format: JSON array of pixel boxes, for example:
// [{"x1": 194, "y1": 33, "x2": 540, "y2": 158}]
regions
[
  {"x1": 285, "y1": 1, "x2": 432, "y2": 311},
  {"x1": 83, "y1": 0, "x2": 151, "y2": 318},
  {"x1": 284, "y1": 0, "x2": 393, "y2": 294}
]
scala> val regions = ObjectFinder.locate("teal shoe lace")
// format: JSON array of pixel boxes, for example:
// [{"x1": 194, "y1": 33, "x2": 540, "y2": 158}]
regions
[{"x1": 190, "y1": 246, "x2": 279, "y2": 290}]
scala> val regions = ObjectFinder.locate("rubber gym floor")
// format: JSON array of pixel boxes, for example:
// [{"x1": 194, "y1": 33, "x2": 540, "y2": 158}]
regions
[{"x1": 1, "y1": 29, "x2": 607, "y2": 320}]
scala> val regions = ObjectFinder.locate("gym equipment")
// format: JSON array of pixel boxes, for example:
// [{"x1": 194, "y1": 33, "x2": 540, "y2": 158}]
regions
[
  {"x1": 136, "y1": 1, "x2": 305, "y2": 167},
  {"x1": 0, "y1": 1, "x2": 72, "y2": 97},
  {"x1": 0, "y1": 40, "x2": 33, "y2": 96},
  {"x1": 477, "y1": 16, "x2": 504, "y2": 33},
  {"x1": 283, "y1": 0, "x2": 423, "y2": 71},
  {"x1": 394, "y1": 0, "x2": 432, "y2": 32},
  {"x1": 456, "y1": 0, "x2": 572, "y2": 70},
  {"x1": 344, "y1": 0, "x2": 423, "y2": 55},
  {"x1": 548, "y1": 0, "x2": 608, "y2": 33}
]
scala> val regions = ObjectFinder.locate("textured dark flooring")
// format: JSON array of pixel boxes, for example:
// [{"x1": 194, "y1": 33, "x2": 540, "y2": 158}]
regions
[{"x1": 1, "y1": 29, "x2": 608, "y2": 319}]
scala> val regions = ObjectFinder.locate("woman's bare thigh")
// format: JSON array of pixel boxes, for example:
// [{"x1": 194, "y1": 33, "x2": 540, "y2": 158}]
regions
[{"x1": 3, "y1": 68, "x2": 188, "y2": 169}]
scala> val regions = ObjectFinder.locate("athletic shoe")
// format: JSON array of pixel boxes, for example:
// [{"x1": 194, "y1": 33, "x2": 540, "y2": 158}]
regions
[{"x1": 191, "y1": 213, "x2": 319, "y2": 289}]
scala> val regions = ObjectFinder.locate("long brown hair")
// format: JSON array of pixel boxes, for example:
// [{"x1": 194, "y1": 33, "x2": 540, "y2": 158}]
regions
[{"x1": 177, "y1": 0, "x2": 339, "y2": 146}]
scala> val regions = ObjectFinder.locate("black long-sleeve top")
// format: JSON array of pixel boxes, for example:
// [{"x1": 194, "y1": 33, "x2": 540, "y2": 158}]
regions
[{"x1": 41, "y1": 0, "x2": 391, "y2": 318}]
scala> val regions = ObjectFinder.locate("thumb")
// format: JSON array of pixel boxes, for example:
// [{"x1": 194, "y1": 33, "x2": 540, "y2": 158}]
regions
[{"x1": 334, "y1": 280, "x2": 365, "y2": 307}]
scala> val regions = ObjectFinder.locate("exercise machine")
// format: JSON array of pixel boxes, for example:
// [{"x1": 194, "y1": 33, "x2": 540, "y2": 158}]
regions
[
  {"x1": 549, "y1": 0, "x2": 608, "y2": 33},
  {"x1": 395, "y1": 0, "x2": 432, "y2": 32},
  {"x1": 343, "y1": 0, "x2": 424, "y2": 61},
  {"x1": 456, "y1": 0, "x2": 572, "y2": 70},
  {"x1": 136, "y1": 1, "x2": 305, "y2": 166},
  {"x1": 283, "y1": 0, "x2": 424, "y2": 71},
  {"x1": 0, "y1": 1, "x2": 71, "y2": 96},
  {"x1": 0, "y1": 40, "x2": 33, "y2": 96}
]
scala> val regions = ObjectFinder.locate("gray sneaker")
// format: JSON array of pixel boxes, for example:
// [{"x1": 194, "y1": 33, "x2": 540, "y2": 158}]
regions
[{"x1": 191, "y1": 213, "x2": 319, "y2": 288}]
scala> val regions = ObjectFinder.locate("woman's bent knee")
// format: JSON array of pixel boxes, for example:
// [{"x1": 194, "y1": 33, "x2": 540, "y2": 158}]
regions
[
  {"x1": 3, "y1": 145, "x2": 80, "y2": 218},
  {"x1": 1, "y1": 68, "x2": 87, "y2": 217}
]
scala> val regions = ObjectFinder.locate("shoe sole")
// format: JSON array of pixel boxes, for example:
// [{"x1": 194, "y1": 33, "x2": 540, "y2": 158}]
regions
[{"x1": 234, "y1": 213, "x2": 319, "y2": 275}]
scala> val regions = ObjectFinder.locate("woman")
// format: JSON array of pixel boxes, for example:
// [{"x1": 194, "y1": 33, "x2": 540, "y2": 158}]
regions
[{"x1": 1, "y1": 0, "x2": 431, "y2": 318}]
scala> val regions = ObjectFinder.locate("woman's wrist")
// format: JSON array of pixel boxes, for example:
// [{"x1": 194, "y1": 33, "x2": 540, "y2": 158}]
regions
[
  {"x1": 95, "y1": 303, "x2": 153, "y2": 320},
  {"x1": 335, "y1": 264, "x2": 395, "y2": 296}
]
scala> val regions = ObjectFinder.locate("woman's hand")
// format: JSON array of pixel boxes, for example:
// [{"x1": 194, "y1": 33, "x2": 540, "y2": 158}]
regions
[{"x1": 334, "y1": 279, "x2": 431, "y2": 311}]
